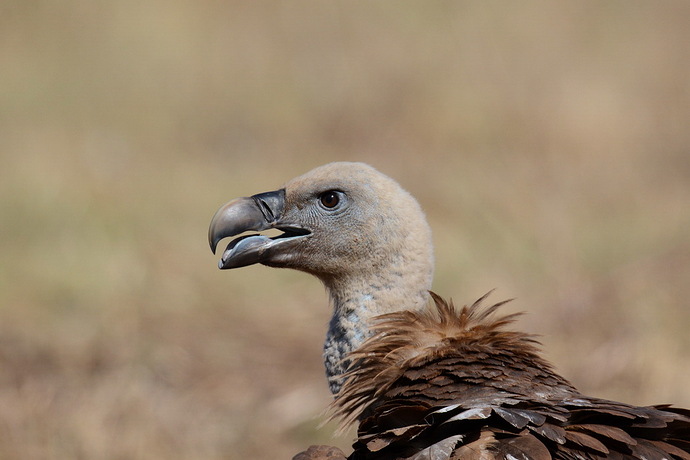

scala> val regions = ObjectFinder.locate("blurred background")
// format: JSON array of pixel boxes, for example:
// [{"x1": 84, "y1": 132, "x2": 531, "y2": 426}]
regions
[{"x1": 1, "y1": 1, "x2": 689, "y2": 458}]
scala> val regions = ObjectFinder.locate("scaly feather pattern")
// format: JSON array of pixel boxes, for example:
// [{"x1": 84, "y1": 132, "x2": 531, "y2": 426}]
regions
[{"x1": 329, "y1": 293, "x2": 690, "y2": 460}]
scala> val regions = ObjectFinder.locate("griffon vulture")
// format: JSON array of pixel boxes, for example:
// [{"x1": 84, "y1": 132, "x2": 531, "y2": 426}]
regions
[{"x1": 208, "y1": 162, "x2": 690, "y2": 460}]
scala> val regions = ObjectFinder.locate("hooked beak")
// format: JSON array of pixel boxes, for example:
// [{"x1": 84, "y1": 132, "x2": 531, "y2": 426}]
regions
[{"x1": 208, "y1": 189, "x2": 310, "y2": 269}]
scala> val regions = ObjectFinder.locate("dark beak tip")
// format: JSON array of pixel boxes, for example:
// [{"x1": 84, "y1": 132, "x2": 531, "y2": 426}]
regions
[
  {"x1": 208, "y1": 215, "x2": 223, "y2": 254},
  {"x1": 209, "y1": 232, "x2": 219, "y2": 254}
]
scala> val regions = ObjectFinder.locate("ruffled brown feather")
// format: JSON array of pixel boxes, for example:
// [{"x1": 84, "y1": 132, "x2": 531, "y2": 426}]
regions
[
  {"x1": 329, "y1": 292, "x2": 690, "y2": 460},
  {"x1": 332, "y1": 291, "x2": 562, "y2": 428}
]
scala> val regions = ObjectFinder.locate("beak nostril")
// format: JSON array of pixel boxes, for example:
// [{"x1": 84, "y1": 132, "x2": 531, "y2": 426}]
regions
[
  {"x1": 255, "y1": 197, "x2": 275, "y2": 222},
  {"x1": 250, "y1": 189, "x2": 285, "y2": 224}
]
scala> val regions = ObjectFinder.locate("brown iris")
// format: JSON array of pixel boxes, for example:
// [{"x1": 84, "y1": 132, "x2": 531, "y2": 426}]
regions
[{"x1": 319, "y1": 191, "x2": 340, "y2": 208}]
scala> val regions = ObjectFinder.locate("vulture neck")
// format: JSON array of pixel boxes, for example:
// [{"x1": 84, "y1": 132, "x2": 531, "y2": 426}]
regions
[{"x1": 322, "y1": 252, "x2": 433, "y2": 395}]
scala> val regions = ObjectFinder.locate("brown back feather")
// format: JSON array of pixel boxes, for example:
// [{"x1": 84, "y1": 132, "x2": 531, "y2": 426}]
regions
[
  {"x1": 330, "y1": 292, "x2": 690, "y2": 460},
  {"x1": 332, "y1": 291, "x2": 567, "y2": 427}
]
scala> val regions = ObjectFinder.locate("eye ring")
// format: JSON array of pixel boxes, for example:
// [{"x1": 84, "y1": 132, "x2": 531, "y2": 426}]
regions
[{"x1": 319, "y1": 190, "x2": 340, "y2": 209}]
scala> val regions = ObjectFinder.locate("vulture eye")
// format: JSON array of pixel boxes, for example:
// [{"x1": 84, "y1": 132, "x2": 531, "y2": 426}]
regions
[{"x1": 319, "y1": 191, "x2": 340, "y2": 209}]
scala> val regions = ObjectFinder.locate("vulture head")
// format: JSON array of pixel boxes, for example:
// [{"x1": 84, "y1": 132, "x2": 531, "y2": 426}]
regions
[{"x1": 209, "y1": 162, "x2": 434, "y2": 392}]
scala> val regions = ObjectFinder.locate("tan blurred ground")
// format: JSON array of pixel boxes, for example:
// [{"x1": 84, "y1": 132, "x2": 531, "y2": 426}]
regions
[{"x1": 1, "y1": 2, "x2": 689, "y2": 459}]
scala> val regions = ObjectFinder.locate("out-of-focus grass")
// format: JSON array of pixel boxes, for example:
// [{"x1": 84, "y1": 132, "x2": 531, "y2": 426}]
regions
[{"x1": 1, "y1": 2, "x2": 689, "y2": 459}]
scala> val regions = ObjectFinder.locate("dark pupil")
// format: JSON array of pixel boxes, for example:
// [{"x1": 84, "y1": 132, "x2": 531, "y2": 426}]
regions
[{"x1": 321, "y1": 191, "x2": 339, "y2": 208}]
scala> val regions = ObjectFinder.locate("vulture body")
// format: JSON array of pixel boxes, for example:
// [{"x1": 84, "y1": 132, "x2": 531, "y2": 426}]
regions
[{"x1": 208, "y1": 162, "x2": 690, "y2": 460}]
